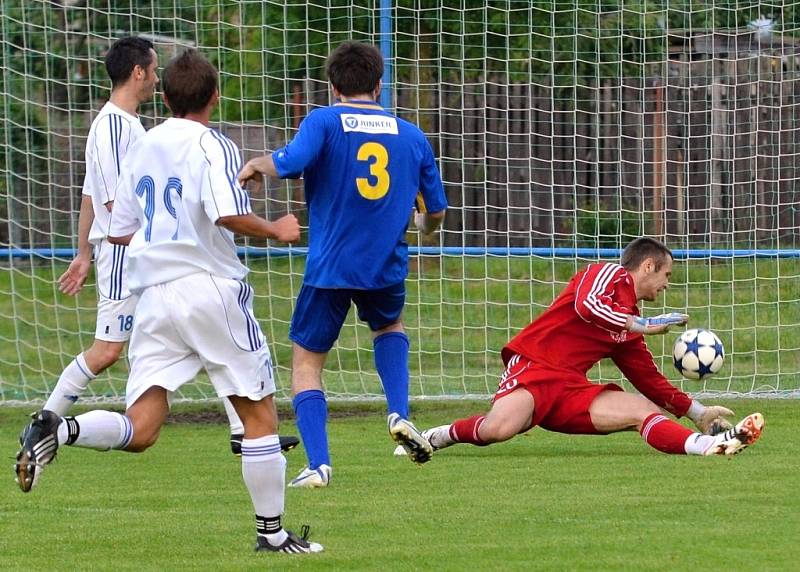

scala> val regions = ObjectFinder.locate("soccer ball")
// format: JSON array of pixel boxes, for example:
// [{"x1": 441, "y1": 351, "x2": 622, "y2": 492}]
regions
[{"x1": 672, "y1": 328, "x2": 725, "y2": 381}]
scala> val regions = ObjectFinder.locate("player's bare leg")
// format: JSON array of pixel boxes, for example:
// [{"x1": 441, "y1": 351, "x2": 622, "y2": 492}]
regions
[
  {"x1": 424, "y1": 387, "x2": 535, "y2": 451},
  {"x1": 477, "y1": 388, "x2": 535, "y2": 442},
  {"x1": 83, "y1": 339, "x2": 126, "y2": 376},
  {"x1": 230, "y1": 394, "x2": 323, "y2": 554},
  {"x1": 588, "y1": 390, "x2": 661, "y2": 433},
  {"x1": 588, "y1": 389, "x2": 764, "y2": 456},
  {"x1": 124, "y1": 386, "x2": 170, "y2": 452},
  {"x1": 291, "y1": 343, "x2": 327, "y2": 395},
  {"x1": 289, "y1": 344, "x2": 332, "y2": 487}
]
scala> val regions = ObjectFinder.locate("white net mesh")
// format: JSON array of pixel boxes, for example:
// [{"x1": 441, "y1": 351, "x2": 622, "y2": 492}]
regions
[{"x1": 1, "y1": 1, "x2": 798, "y2": 404}]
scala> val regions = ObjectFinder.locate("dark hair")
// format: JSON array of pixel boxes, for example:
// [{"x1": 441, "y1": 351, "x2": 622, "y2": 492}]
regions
[
  {"x1": 161, "y1": 49, "x2": 217, "y2": 117},
  {"x1": 105, "y1": 36, "x2": 155, "y2": 88},
  {"x1": 325, "y1": 41, "x2": 383, "y2": 96},
  {"x1": 620, "y1": 237, "x2": 673, "y2": 271}
]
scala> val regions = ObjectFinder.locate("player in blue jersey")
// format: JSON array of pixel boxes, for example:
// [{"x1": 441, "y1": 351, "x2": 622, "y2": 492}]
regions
[{"x1": 238, "y1": 41, "x2": 448, "y2": 487}]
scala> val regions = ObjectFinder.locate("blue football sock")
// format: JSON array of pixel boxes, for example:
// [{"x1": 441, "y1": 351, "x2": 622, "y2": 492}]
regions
[
  {"x1": 374, "y1": 332, "x2": 410, "y2": 419},
  {"x1": 292, "y1": 389, "x2": 330, "y2": 469}
]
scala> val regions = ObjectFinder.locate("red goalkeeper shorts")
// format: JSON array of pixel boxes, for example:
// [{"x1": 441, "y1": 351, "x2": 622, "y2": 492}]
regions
[{"x1": 493, "y1": 354, "x2": 623, "y2": 435}]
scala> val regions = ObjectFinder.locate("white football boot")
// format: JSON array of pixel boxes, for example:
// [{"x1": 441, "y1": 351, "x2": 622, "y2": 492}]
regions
[
  {"x1": 288, "y1": 464, "x2": 332, "y2": 488},
  {"x1": 387, "y1": 413, "x2": 432, "y2": 464},
  {"x1": 703, "y1": 412, "x2": 764, "y2": 456}
]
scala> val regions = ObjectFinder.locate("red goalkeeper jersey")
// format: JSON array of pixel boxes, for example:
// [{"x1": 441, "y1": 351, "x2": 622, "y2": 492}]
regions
[{"x1": 502, "y1": 262, "x2": 692, "y2": 417}]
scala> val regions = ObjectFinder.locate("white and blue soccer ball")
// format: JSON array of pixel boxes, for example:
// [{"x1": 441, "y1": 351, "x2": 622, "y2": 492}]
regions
[{"x1": 672, "y1": 328, "x2": 725, "y2": 381}]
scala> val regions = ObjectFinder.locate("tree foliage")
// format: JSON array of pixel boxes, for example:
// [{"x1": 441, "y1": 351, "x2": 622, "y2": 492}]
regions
[{"x1": 4, "y1": 0, "x2": 797, "y2": 124}]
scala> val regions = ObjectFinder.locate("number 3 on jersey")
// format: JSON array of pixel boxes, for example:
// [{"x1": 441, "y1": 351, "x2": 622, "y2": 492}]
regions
[{"x1": 356, "y1": 142, "x2": 390, "y2": 200}]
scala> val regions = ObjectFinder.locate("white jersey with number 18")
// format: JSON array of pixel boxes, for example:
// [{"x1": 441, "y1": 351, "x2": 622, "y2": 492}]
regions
[{"x1": 109, "y1": 117, "x2": 251, "y2": 294}]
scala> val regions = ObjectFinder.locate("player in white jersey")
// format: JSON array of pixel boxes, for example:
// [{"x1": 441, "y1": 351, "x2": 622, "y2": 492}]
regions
[
  {"x1": 15, "y1": 49, "x2": 322, "y2": 554},
  {"x1": 17, "y1": 36, "x2": 298, "y2": 456},
  {"x1": 43, "y1": 36, "x2": 157, "y2": 415}
]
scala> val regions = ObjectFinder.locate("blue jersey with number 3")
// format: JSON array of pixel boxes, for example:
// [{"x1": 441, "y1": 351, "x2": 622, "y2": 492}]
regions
[{"x1": 272, "y1": 101, "x2": 447, "y2": 289}]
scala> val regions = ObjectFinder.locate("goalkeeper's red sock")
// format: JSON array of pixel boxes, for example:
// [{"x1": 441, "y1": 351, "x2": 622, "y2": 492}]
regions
[
  {"x1": 639, "y1": 413, "x2": 694, "y2": 455},
  {"x1": 450, "y1": 415, "x2": 489, "y2": 446}
]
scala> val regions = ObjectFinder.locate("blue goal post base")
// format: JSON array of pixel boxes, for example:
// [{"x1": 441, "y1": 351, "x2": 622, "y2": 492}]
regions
[{"x1": 3, "y1": 246, "x2": 800, "y2": 260}]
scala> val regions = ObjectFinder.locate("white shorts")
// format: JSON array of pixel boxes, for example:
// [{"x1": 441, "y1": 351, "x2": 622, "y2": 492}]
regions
[
  {"x1": 94, "y1": 239, "x2": 138, "y2": 342},
  {"x1": 125, "y1": 272, "x2": 275, "y2": 408},
  {"x1": 95, "y1": 239, "x2": 132, "y2": 301},
  {"x1": 95, "y1": 294, "x2": 139, "y2": 342}
]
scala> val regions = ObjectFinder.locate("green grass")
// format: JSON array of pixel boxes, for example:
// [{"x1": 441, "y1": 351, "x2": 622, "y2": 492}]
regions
[
  {"x1": 1, "y1": 256, "x2": 799, "y2": 403},
  {"x1": 1, "y1": 400, "x2": 798, "y2": 571}
]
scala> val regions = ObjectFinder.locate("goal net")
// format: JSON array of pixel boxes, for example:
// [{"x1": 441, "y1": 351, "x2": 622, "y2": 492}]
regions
[{"x1": 1, "y1": 1, "x2": 798, "y2": 405}]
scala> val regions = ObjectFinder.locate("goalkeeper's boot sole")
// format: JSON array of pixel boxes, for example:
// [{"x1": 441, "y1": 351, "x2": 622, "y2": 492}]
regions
[
  {"x1": 388, "y1": 413, "x2": 432, "y2": 464},
  {"x1": 705, "y1": 412, "x2": 764, "y2": 457},
  {"x1": 230, "y1": 434, "x2": 301, "y2": 456},
  {"x1": 15, "y1": 409, "x2": 61, "y2": 492},
  {"x1": 422, "y1": 424, "x2": 456, "y2": 451},
  {"x1": 288, "y1": 465, "x2": 331, "y2": 488},
  {"x1": 255, "y1": 525, "x2": 323, "y2": 553}
]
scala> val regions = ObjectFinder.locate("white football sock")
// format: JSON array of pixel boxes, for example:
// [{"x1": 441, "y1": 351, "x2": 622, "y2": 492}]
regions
[
  {"x1": 44, "y1": 353, "x2": 96, "y2": 415},
  {"x1": 684, "y1": 432, "x2": 718, "y2": 455},
  {"x1": 242, "y1": 435, "x2": 286, "y2": 541},
  {"x1": 223, "y1": 397, "x2": 244, "y2": 434},
  {"x1": 58, "y1": 410, "x2": 133, "y2": 451}
]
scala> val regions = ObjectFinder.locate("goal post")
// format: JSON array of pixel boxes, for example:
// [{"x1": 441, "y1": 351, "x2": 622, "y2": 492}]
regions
[{"x1": 1, "y1": 0, "x2": 798, "y2": 405}]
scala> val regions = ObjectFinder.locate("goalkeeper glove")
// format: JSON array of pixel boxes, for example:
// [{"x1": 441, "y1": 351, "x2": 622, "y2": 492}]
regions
[
  {"x1": 686, "y1": 400, "x2": 735, "y2": 435},
  {"x1": 627, "y1": 312, "x2": 689, "y2": 335}
]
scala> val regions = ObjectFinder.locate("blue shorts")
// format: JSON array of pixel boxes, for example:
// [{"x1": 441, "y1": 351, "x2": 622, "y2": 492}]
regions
[{"x1": 289, "y1": 282, "x2": 406, "y2": 353}]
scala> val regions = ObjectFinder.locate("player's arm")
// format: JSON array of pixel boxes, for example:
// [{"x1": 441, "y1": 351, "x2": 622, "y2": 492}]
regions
[
  {"x1": 57, "y1": 194, "x2": 94, "y2": 296},
  {"x1": 414, "y1": 139, "x2": 448, "y2": 235},
  {"x1": 414, "y1": 209, "x2": 445, "y2": 235},
  {"x1": 611, "y1": 339, "x2": 734, "y2": 433},
  {"x1": 573, "y1": 264, "x2": 637, "y2": 333},
  {"x1": 203, "y1": 131, "x2": 300, "y2": 243},
  {"x1": 237, "y1": 111, "x2": 326, "y2": 192},
  {"x1": 626, "y1": 313, "x2": 689, "y2": 335},
  {"x1": 574, "y1": 263, "x2": 687, "y2": 334},
  {"x1": 611, "y1": 338, "x2": 693, "y2": 417},
  {"x1": 217, "y1": 213, "x2": 299, "y2": 243},
  {"x1": 237, "y1": 154, "x2": 277, "y2": 194},
  {"x1": 94, "y1": 115, "x2": 131, "y2": 208},
  {"x1": 107, "y1": 233, "x2": 134, "y2": 246},
  {"x1": 59, "y1": 119, "x2": 128, "y2": 296},
  {"x1": 107, "y1": 159, "x2": 141, "y2": 247}
]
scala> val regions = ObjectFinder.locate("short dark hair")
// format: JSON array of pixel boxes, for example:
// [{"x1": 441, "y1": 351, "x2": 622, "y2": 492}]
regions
[
  {"x1": 161, "y1": 49, "x2": 217, "y2": 117},
  {"x1": 325, "y1": 41, "x2": 383, "y2": 96},
  {"x1": 105, "y1": 36, "x2": 154, "y2": 88},
  {"x1": 620, "y1": 237, "x2": 673, "y2": 271}
]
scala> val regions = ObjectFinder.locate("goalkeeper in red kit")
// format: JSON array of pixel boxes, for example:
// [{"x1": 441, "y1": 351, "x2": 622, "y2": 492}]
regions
[{"x1": 420, "y1": 238, "x2": 764, "y2": 458}]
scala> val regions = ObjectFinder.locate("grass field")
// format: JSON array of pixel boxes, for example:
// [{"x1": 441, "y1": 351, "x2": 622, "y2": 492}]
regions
[
  {"x1": 1, "y1": 400, "x2": 798, "y2": 571},
  {"x1": 2, "y1": 256, "x2": 799, "y2": 403}
]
